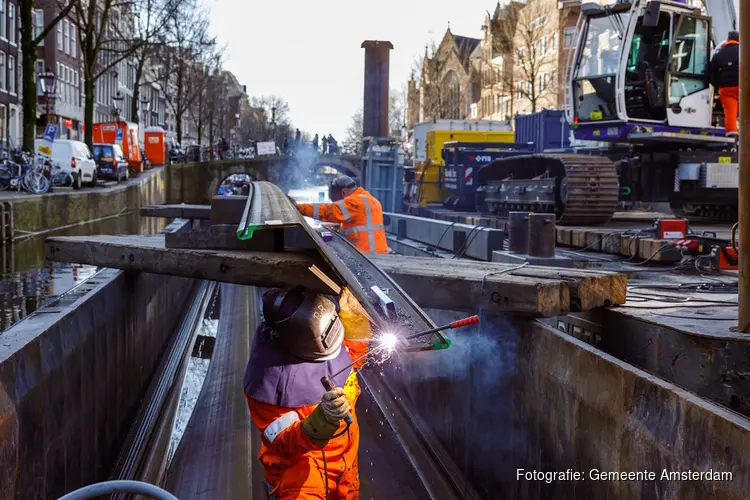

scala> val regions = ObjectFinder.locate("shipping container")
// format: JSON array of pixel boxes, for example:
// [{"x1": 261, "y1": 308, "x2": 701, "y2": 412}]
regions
[
  {"x1": 514, "y1": 110, "x2": 572, "y2": 153},
  {"x1": 412, "y1": 120, "x2": 513, "y2": 163}
]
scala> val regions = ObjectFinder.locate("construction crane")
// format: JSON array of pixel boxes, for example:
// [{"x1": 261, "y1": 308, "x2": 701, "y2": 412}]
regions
[{"x1": 477, "y1": 0, "x2": 741, "y2": 225}]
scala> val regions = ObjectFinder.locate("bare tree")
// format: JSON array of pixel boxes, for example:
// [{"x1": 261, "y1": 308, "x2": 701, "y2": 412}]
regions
[
  {"x1": 130, "y1": 0, "x2": 185, "y2": 120},
  {"x1": 236, "y1": 95, "x2": 293, "y2": 145},
  {"x1": 344, "y1": 109, "x2": 362, "y2": 147},
  {"x1": 389, "y1": 85, "x2": 408, "y2": 135},
  {"x1": 75, "y1": 0, "x2": 144, "y2": 147},
  {"x1": 19, "y1": 0, "x2": 76, "y2": 151},
  {"x1": 499, "y1": 0, "x2": 559, "y2": 113},
  {"x1": 153, "y1": 5, "x2": 216, "y2": 144},
  {"x1": 410, "y1": 41, "x2": 455, "y2": 121}
]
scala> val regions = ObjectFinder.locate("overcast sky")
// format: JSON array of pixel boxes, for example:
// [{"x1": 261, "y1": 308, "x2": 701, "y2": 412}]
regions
[{"x1": 209, "y1": 0, "x2": 499, "y2": 140}]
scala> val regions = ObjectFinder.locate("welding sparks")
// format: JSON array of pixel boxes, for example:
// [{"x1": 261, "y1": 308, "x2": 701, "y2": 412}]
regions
[{"x1": 377, "y1": 332, "x2": 400, "y2": 354}]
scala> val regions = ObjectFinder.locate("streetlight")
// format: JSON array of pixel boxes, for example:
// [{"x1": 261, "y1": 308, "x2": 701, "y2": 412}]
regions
[
  {"x1": 38, "y1": 70, "x2": 56, "y2": 125},
  {"x1": 270, "y1": 105, "x2": 277, "y2": 144},
  {"x1": 112, "y1": 92, "x2": 124, "y2": 121}
]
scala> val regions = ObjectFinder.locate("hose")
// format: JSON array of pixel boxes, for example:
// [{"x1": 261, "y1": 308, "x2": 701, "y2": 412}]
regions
[{"x1": 57, "y1": 480, "x2": 178, "y2": 500}]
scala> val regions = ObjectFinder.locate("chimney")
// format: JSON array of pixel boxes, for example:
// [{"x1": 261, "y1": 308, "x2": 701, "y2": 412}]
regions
[{"x1": 361, "y1": 40, "x2": 394, "y2": 138}]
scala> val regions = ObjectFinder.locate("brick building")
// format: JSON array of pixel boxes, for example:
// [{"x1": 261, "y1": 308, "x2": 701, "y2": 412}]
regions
[
  {"x1": 35, "y1": 0, "x2": 84, "y2": 140},
  {"x1": 0, "y1": 0, "x2": 20, "y2": 147}
]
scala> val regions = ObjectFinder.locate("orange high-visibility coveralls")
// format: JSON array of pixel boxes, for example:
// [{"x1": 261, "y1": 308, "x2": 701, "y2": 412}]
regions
[
  {"x1": 719, "y1": 86, "x2": 739, "y2": 135},
  {"x1": 246, "y1": 290, "x2": 371, "y2": 500},
  {"x1": 297, "y1": 187, "x2": 389, "y2": 254}
]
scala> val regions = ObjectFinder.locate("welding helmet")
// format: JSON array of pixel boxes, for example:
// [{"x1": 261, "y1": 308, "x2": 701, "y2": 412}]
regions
[
  {"x1": 328, "y1": 175, "x2": 357, "y2": 202},
  {"x1": 262, "y1": 287, "x2": 344, "y2": 361}
]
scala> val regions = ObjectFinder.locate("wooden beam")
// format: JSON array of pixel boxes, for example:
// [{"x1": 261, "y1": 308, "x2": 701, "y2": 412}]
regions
[
  {"x1": 140, "y1": 204, "x2": 211, "y2": 219},
  {"x1": 45, "y1": 235, "x2": 339, "y2": 293},
  {"x1": 370, "y1": 254, "x2": 569, "y2": 317},
  {"x1": 370, "y1": 254, "x2": 627, "y2": 314}
]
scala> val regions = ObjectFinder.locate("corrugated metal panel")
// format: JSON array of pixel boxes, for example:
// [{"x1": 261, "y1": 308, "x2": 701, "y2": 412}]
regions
[
  {"x1": 514, "y1": 110, "x2": 572, "y2": 153},
  {"x1": 360, "y1": 138, "x2": 404, "y2": 213}
]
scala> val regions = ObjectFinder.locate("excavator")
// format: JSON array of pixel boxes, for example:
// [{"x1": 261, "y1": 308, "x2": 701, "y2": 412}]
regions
[{"x1": 477, "y1": 0, "x2": 741, "y2": 225}]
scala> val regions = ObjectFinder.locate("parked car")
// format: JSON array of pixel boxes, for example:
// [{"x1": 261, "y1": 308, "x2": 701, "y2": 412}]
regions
[
  {"x1": 34, "y1": 139, "x2": 97, "y2": 189},
  {"x1": 92, "y1": 143, "x2": 129, "y2": 182}
]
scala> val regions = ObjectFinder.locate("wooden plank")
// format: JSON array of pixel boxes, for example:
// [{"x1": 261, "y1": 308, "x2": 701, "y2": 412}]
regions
[
  {"x1": 45, "y1": 234, "x2": 340, "y2": 293},
  {"x1": 636, "y1": 238, "x2": 681, "y2": 262},
  {"x1": 140, "y1": 204, "x2": 211, "y2": 219},
  {"x1": 370, "y1": 254, "x2": 628, "y2": 313},
  {"x1": 557, "y1": 227, "x2": 573, "y2": 246},
  {"x1": 372, "y1": 258, "x2": 568, "y2": 317}
]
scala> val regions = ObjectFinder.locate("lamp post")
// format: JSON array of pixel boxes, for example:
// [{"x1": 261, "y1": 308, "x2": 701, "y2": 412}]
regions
[
  {"x1": 38, "y1": 70, "x2": 57, "y2": 125},
  {"x1": 112, "y1": 92, "x2": 124, "y2": 122}
]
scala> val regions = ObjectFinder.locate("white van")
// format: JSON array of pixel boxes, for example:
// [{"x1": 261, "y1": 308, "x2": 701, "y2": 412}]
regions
[{"x1": 35, "y1": 139, "x2": 97, "y2": 189}]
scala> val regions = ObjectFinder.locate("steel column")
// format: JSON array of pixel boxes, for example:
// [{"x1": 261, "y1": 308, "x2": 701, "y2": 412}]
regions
[
  {"x1": 508, "y1": 211, "x2": 530, "y2": 253},
  {"x1": 527, "y1": 213, "x2": 555, "y2": 258},
  {"x1": 741, "y1": 8, "x2": 750, "y2": 332}
]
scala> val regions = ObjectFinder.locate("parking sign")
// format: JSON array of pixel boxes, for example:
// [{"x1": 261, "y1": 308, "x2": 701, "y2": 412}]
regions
[{"x1": 43, "y1": 124, "x2": 57, "y2": 143}]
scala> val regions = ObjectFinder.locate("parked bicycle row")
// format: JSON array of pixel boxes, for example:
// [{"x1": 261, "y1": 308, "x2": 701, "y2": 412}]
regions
[{"x1": 0, "y1": 140, "x2": 159, "y2": 195}]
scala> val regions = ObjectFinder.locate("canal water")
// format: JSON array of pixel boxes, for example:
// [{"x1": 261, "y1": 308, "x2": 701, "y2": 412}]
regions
[{"x1": 0, "y1": 213, "x2": 168, "y2": 333}]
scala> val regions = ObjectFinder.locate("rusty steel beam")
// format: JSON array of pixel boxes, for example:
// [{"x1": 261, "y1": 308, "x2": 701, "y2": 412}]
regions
[{"x1": 361, "y1": 40, "x2": 393, "y2": 138}]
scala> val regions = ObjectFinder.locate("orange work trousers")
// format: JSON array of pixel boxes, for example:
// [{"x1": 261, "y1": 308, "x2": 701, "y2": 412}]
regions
[{"x1": 719, "y1": 86, "x2": 739, "y2": 134}]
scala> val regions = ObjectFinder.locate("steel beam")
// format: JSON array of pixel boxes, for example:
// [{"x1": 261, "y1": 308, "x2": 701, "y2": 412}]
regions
[
  {"x1": 740, "y1": 6, "x2": 750, "y2": 332},
  {"x1": 383, "y1": 213, "x2": 504, "y2": 261}
]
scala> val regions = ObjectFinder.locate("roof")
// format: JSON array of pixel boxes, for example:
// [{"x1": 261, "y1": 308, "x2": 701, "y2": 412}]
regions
[{"x1": 452, "y1": 34, "x2": 481, "y2": 71}]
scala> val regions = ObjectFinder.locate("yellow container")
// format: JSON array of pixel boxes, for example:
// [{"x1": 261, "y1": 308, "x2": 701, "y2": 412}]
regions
[{"x1": 416, "y1": 130, "x2": 516, "y2": 206}]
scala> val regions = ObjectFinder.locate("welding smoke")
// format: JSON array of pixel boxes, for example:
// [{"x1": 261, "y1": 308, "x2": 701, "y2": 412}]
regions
[
  {"x1": 275, "y1": 147, "x2": 319, "y2": 193},
  {"x1": 380, "y1": 308, "x2": 526, "y2": 492}
]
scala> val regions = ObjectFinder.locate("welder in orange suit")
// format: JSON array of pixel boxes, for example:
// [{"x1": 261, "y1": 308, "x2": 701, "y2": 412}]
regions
[
  {"x1": 710, "y1": 31, "x2": 740, "y2": 138},
  {"x1": 244, "y1": 287, "x2": 372, "y2": 499},
  {"x1": 296, "y1": 175, "x2": 389, "y2": 254}
]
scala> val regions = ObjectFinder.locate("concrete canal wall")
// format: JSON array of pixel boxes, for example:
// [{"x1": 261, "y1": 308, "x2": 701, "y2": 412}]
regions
[
  {"x1": 386, "y1": 309, "x2": 750, "y2": 500},
  {"x1": 10, "y1": 168, "x2": 166, "y2": 233},
  {"x1": 0, "y1": 268, "x2": 196, "y2": 499}
]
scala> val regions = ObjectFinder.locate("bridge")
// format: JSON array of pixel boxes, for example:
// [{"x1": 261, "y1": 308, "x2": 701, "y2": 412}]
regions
[{"x1": 166, "y1": 154, "x2": 362, "y2": 204}]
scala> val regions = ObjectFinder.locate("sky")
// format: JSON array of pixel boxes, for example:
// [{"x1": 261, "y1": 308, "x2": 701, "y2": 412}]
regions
[{"x1": 209, "y1": 0, "x2": 500, "y2": 141}]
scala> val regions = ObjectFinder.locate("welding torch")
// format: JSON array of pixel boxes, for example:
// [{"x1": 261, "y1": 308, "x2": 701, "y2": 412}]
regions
[{"x1": 320, "y1": 315, "x2": 480, "y2": 424}]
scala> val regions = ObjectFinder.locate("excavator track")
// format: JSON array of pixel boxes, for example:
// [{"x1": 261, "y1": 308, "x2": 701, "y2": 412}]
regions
[{"x1": 477, "y1": 154, "x2": 619, "y2": 226}]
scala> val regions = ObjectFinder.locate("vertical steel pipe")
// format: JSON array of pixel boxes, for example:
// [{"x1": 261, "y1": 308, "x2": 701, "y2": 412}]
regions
[
  {"x1": 527, "y1": 213, "x2": 555, "y2": 258},
  {"x1": 508, "y1": 211, "x2": 530, "y2": 253}
]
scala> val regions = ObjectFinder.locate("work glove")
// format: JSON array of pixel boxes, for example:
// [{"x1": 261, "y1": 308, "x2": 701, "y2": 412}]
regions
[
  {"x1": 338, "y1": 288, "x2": 373, "y2": 342},
  {"x1": 301, "y1": 388, "x2": 350, "y2": 444},
  {"x1": 321, "y1": 387, "x2": 351, "y2": 424}
]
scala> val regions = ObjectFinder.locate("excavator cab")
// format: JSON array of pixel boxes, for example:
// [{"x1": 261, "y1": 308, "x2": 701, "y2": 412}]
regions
[{"x1": 568, "y1": 0, "x2": 716, "y2": 132}]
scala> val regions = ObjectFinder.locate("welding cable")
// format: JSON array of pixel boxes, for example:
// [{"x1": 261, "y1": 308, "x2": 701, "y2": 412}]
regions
[
  {"x1": 57, "y1": 481, "x2": 178, "y2": 500},
  {"x1": 453, "y1": 225, "x2": 485, "y2": 259},
  {"x1": 429, "y1": 221, "x2": 457, "y2": 255}
]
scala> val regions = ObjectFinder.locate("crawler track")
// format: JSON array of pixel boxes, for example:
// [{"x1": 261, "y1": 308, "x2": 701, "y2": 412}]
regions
[{"x1": 478, "y1": 154, "x2": 619, "y2": 226}]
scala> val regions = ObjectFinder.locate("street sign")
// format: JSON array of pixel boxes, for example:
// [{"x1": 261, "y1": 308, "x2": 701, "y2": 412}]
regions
[
  {"x1": 43, "y1": 124, "x2": 57, "y2": 143},
  {"x1": 257, "y1": 141, "x2": 276, "y2": 156},
  {"x1": 115, "y1": 128, "x2": 124, "y2": 145}
]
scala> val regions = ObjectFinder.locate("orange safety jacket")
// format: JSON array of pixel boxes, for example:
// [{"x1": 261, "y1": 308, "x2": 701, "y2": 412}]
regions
[
  {"x1": 297, "y1": 187, "x2": 389, "y2": 254},
  {"x1": 246, "y1": 339, "x2": 368, "y2": 500}
]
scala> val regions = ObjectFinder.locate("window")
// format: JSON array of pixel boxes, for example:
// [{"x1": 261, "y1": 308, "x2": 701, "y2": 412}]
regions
[
  {"x1": 563, "y1": 27, "x2": 576, "y2": 48},
  {"x1": 540, "y1": 36, "x2": 548, "y2": 56},
  {"x1": 440, "y1": 71, "x2": 461, "y2": 119},
  {"x1": 8, "y1": 55, "x2": 14, "y2": 93},
  {"x1": 551, "y1": 70, "x2": 557, "y2": 88},
  {"x1": 0, "y1": 0, "x2": 6, "y2": 40},
  {"x1": 64, "y1": 20, "x2": 70, "y2": 54},
  {"x1": 71, "y1": 24, "x2": 76, "y2": 57},
  {"x1": 504, "y1": 99, "x2": 511, "y2": 118},
  {"x1": 540, "y1": 72, "x2": 548, "y2": 92},
  {"x1": 516, "y1": 82, "x2": 523, "y2": 100},
  {"x1": 57, "y1": 22, "x2": 62, "y2": 50},
  {"x1": 0, "y1": 52, "x2": 6, "y2": 91},
  {"x1": 552, "y1": 32, "x2": 558, "y2": 51},
  {"x1": 8, "y1": 3, "x2": 14, "y2": 44},
  {"x1": 34, "y1": 9, "x2": 44, "y2": 45}
]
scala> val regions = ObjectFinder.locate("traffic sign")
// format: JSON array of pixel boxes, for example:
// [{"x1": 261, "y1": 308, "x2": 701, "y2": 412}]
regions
[
  {"x1": 43, "y1": 124, "x2": 57, "y2": 143},
  {"x1": 115, "y1": 128, "x2": 124, "y2": 144}
]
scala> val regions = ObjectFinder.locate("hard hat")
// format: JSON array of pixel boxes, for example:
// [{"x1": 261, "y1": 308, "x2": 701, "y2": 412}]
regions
[
  {"x1": 262, "y1": 287, "x2": 344, "y2": 361},
  {"x1": 329, "y1": 175, "x2": 356, "y2": 202}
]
